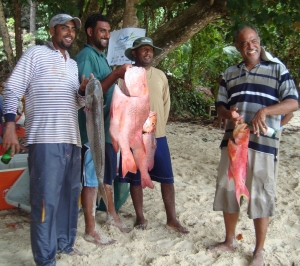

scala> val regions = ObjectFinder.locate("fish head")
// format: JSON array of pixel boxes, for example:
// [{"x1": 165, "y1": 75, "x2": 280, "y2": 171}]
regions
[
  {"x1": 233, "y1": 123, "x2": 250, "y2": 145},
  {"x1": 124, "y1": 67, "x2": 148, "y2": 97},
  {"x1": 143, "y1": 111, "x2": 157, "y2": 133}
]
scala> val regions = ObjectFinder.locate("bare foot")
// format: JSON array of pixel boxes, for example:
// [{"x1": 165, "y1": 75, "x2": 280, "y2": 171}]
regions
[
  {"x1": 134, "y1": 219, "x2": 148, "y2": 230},
  {"x1": 83, "y1": 230, "x2": 116, "y2": 245},
  {"x1": 166, "y1": 221, "x2": 189, "y2": 234},
  {"x1": 207, "y1": 241, "x2": 237, "y2": 252},
  {"x1": 106, "y1": 214, "x2": 131, "y2": 233},
  {"x1": 250, "y1": 251, "x2": 265, "y2": 266}
]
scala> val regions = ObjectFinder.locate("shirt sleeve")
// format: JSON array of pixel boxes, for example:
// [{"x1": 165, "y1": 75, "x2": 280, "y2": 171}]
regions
[
  {"x1": 277, "y1": 64, "x2": 299, "y2": 101},
  {"x1": 162, "y1": 73, "x2": 170, "y2": 124},
  {"x1": 3, "y1": 47, "x2": 37, "y2": 122}
]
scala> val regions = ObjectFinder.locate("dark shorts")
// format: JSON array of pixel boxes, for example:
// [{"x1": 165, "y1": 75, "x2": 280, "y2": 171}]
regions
[
  {"x1": 119, "y1": 137, "x2": 174, "y2": 186},
  {"x1": 81, "y1": 142, "x2": 117, "y2": 186}
]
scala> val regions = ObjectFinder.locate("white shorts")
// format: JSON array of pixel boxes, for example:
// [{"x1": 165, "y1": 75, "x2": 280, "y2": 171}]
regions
[{"x1": 213, "y1": 147, "x2": 277, "y2": 219}]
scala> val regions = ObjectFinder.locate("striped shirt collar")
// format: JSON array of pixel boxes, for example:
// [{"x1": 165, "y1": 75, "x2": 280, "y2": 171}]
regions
[{"x1": 44, "y1": 41, "x2": 71, "y2": 59}]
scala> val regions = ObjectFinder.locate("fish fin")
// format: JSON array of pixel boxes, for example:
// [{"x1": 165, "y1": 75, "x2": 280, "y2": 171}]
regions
[
  {"x1": 97, "y1": 183, "x2": 108, "y2": 207},
  {"x1": 111, "y1": 139, "x2": 119, "y2": 153},
  {"x1": 148, "y1": 161, "x2": 155, "y2": 171},
  {"x1": 141, "y1": 176, "x2": 154, "y2": 189},
  {"x1": 235, "y1": 183, "x2": 250, "y2": 207},
  {"x1": 228, "y1": 166, "x2": 234, "y2": 182},
  {"x1": 122, "y1": 153, "x2": 137, "y2": 176}
]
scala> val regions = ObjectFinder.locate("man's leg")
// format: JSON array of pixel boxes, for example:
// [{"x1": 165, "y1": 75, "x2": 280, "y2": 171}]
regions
[
  {"x1": 161, "y1": 183, "x2": 189, "y2": 234},
  {"x1": 81, "y1": 186, "x2": 116, "y2": 245},
  {"x1": 104, "y1": 183, "x2": 131, "y2": 232},
  {"x1": 208, "y1": 212, "x2": 239, "y2": 251},
  {"x1": 29, "y1": 144, "x2": 68, "y2": 265},
  {"x1": 81, "y1": 186, "x2": 97, "y2": 236},
  {"x1": 130, "y1": 185, "x2": 147, "y2": 229},
  {"x1": 56, "y1": 144, "x2": 81, "y2": 254},
  {"x1": 250, "y1": 217, "x2": 269, "y2": 266},
  {"x1": 104, "y1": 144, "x2": 130, "y2": 232},
  {"x1": 81, "y1": 143, "x2": 115, "y2": 245}
]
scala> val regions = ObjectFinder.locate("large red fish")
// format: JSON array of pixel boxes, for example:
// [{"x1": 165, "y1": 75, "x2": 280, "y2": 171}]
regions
[
  {"x1": 109, "y1": 66, "x2": 151, "y2": 184},
  {"x1": 132, "y1": 111, "x2": 157, "y2": 189},
  {"x1": 227, "y1": 123, "x2": 250, "y2": 206}
]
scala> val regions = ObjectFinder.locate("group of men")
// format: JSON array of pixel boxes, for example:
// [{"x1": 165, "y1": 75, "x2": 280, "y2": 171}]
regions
[{"x1": 1, "y1": 12, "x2": 298, "y2": 266}]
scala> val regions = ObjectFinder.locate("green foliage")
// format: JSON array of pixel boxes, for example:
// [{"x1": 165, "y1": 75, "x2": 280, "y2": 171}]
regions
[
  {"x1": 226, "y1": 0, "x2": 300, "y2": 88},
  {"x1": 168, "y1": 75, "x2": 214, "y2": 119},
  {"x1": 158, "y1": 23, "x2": 241, "y2": 89}
]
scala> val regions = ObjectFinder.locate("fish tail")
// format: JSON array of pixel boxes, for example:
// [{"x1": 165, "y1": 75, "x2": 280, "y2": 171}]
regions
[
  {"x1": 122, "y1": 153, "x2": 137, "y2": 176},
  {"x1": 235, "y1": 184, "x2": 250, "y2": 206},
  {"x1": 141, "y1": 174, "x2": 154, "y2": 189}
]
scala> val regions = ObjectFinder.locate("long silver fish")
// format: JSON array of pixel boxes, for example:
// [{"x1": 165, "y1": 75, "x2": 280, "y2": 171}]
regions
[{"x1": 85, "y1": 78, "x2": 107, "y2": 206}]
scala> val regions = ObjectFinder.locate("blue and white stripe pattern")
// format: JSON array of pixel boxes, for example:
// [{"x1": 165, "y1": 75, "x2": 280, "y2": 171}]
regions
[
  {"x1": 3, "y1": 42, "x2": 85, "y2": 147},
  {"x1": 218, "y1": 49, "x2": 298, "y2": 155}
]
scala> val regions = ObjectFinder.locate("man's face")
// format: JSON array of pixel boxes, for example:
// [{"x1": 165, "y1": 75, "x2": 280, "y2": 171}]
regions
[
  {"x1": 132, "y1": 45, "x2": 154, "y2": 67},
  {"x1": 88, "y1": 21, "x2": 111, "y2": 52},
  {"x1": 50, "y1": 21, "x2": 76, "y2": 52},
  {"x1": 235, "y1": 27, "x2": 261, "y2": 66}
]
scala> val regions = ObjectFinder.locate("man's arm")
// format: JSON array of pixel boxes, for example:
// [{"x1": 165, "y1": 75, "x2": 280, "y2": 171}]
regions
[
  {"x1": 251, "y1": 99, "x2": 298, "y2": 135},
  {"x1": 100, "y1": 64, "x2": 131, "y2": 93},
  {"x1": 2, "y1": 122, "x2": 19, "y2": 156},
  {"x1": 280, "y1": 112, "x2": 294, "y2": 127},
  {"x1": 217, "y1": 105, "x2": 243, "y2": 124}
]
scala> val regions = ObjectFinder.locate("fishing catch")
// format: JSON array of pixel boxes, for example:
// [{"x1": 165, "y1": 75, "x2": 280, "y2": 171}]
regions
[
  {"x1": 110, "y1": 66, "x2": 156, "y2": 189},
  {"x1": 227, "y1": 123, "x2": 250, "y2": 206},
  {"x1": 85, "y1": 78, "x2": 107, "y2": 206},
  {"x1": 132, "y1": 111, "x2": 157, "y2": 189}
]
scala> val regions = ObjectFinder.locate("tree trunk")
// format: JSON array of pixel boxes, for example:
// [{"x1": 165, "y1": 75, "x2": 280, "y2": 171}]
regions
[
  {"x1": 69, "y1": 0, "x2": 100, "y2": 58},
  {"x1": 0, "y1": 0, "x2": 15, "y2": 71},
  {"x1": 151, "y1": 0, "x2": 227, "y2": 66},
  {"x1": 122, "y1": 0, "x2": 139, "y2": 28},
  {"x1": 14, "y1": 0, "x2": 22, "y2": 62},
  {"x1": 29, "y1": 0, "x2": 36, "y2": 46}
]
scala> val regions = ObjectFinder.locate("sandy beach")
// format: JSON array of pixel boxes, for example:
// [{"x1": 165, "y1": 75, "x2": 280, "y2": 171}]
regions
[{"x1": 0, "y1": 110, "x2": 300, "y2": 266}]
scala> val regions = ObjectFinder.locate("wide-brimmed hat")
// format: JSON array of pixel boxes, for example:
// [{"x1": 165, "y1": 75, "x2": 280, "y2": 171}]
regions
[
  {"x1": 124, "y1": 37, "x2": 162, "y2": 61},
  {"x1": 49, "y1": 14, "x2": 81, "y2": 29}
]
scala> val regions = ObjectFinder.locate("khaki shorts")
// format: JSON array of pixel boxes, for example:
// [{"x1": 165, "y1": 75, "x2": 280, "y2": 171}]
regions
[{"x1": 213, "y1": 147, "x2": 277, "y2": 219}]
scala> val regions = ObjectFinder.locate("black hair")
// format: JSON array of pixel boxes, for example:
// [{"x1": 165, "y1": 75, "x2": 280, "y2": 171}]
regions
[
  {"x1": 84, "y1": 13, "x2": 111, "y2": 33},
  {"x1": 234, "y1": 25, "x2": 260, "y2": 44}
]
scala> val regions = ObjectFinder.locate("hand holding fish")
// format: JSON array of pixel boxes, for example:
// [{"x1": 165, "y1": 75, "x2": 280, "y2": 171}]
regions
[
  {"x1": 251, "y1": 108, "x2": 267, "y2": 137},
  {"x1": 229, "y1": 107, "x2": 243, "y2": 125},
  {"x1": 79, "y1": 73, "x2": 95, "y2": 92},
  {"x1": 115, "y1": 64, "x2": 132, "y2": 79}
]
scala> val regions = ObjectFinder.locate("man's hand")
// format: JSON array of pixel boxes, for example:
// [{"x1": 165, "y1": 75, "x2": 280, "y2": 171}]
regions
[
  {"x1": 229, "y1": 107, "x2": 243, "y2": 125},
  {"x1": 114, "y1": 64, "x2": 132, "y2": 79},
  {"x1": 3, "y1": 122, "x2": 20, "y2": 157},
  {"x1": 251, "y1": 108, "x2": 267, "y2": 137},
  {"x1": 79, "y1": 73, "x2": 95, "y2": 92}
]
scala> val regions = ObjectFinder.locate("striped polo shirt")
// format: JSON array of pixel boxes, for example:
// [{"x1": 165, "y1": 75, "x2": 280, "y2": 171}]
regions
[
  {"x1": 218, "y1": 48, "x2": 298, "y2": 155},
  {"x1": 3, "y1": 42, "x2": 84, "y2": 147}
]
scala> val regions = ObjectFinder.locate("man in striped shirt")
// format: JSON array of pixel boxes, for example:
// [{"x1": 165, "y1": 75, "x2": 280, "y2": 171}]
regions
[
  {"x1": 209, "y1": 26, "x2": 298, "y2": 266},
  {"x1": 2, "y1": 14, "x2": 92, "y2": 266}
]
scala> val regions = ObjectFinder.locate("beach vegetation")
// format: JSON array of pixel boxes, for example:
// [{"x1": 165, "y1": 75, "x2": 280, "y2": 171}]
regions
[{"x1": 0, "y1": 0, "x2": 299, "y2": 117}]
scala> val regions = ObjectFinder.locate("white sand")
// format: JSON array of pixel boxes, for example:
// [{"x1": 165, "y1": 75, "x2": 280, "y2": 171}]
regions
[{"x1": 1, "y1": 111, "x2": 300, "y2": 266}]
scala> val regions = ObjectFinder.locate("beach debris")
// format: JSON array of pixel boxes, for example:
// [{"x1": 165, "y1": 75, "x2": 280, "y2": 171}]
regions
[
  {"x1": 85, "y1": 78, "x2": 107, "y2": 206},
  {"x1": 228, "y1": 123, "x2": 250, "y2": 206},
  {"x1": 110, "y1": 67, "x2": 156, "y2": 189},
  {"x1": 6, "y1": 222, "x2": 23, "y2": 229},
  {"x1": 236, "y1": 233, "x2": 243, "y2": 240}
]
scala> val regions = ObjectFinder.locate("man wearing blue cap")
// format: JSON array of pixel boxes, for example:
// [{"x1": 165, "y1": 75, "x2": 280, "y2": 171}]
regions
[{"x1": 2, "y1": 13, "x2": 91, "y2": 265}]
